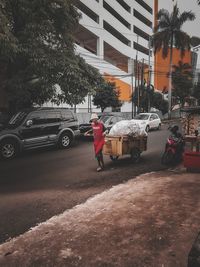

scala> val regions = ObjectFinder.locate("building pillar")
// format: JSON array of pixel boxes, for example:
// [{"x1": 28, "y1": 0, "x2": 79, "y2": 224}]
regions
[
  {"x1": 97, "y1": 0, "x2": 104, "y2": 58},
  {"x1": 97, "y1": 37, "x2": 104, "y2": 58},
  {"x1": 128, "y1": 58, "x2": 134, "y2": 74}
]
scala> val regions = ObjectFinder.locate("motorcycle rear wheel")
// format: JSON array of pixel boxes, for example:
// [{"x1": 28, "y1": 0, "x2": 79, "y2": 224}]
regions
[{"x1": 161, "y1": 150, "x2": 174, "y2": 165}]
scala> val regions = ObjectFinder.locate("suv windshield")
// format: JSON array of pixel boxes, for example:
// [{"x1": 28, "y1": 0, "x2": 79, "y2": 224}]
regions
[
  {"x1": 134, "y1": 114, "x2": 149, "y2": 120},
  {"x1": 8, "y1": 112, "x2": 28, "y2": 127}
]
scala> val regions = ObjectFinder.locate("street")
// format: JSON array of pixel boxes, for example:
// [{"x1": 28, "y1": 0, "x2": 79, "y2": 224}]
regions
[{"x1": 0, "y1": 125, "x2": 169, "y2": 244}]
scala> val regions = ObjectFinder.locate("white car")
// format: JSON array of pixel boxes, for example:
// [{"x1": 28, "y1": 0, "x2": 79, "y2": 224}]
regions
[{"x1": 132, "y1": 113, "x2": 161, "y2": 132}]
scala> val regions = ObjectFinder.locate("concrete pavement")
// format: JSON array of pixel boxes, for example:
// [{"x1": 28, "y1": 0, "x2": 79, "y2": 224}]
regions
[{"x1": 0, "y1": 168, "x2": 200, "y2": 267}]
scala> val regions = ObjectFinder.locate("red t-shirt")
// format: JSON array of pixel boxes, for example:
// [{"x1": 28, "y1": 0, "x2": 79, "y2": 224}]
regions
[{"x1": 92, "y1": 122, "x2": 105, "y2": 155}]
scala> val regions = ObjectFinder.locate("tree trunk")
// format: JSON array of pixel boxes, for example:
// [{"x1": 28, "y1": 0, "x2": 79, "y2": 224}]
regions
[{"x1": 168, "y1": 35, "x2": 174, "y2": 120}]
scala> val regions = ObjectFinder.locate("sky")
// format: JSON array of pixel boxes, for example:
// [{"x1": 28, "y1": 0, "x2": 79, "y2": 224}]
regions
[{"x1": 159, "y1": 0, "x2": 200, "y2": 38}]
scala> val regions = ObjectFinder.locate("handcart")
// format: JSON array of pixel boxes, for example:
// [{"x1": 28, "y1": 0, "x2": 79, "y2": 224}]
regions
[{"x1": 103, "y1": 135, "x2": 147, "y2": 162}]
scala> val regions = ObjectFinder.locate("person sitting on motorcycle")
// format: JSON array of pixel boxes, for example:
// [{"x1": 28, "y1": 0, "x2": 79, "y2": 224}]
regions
[{"x1": 169, "y1": 125, "x2": 184, "y2": 153}]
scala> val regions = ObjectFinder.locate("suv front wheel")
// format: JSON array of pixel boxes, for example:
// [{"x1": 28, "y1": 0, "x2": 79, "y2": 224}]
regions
[
  {"x1": 59, "y1": 132, "x2": 72, "y2": 149},
  {"x1": 0, "y1": 139, "x2": 19, "y2": 160}
]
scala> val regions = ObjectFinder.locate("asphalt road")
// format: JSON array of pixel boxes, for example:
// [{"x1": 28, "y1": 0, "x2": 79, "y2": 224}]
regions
[{"x1": 0, "y1": 125, "x2": 169, "y2": 244}]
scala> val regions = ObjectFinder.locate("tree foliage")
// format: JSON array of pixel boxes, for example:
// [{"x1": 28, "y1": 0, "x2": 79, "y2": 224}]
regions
[
  {"x1": 0, "y1": 0, "x2": 103, "y2": 112},
  {"x1": 172, "y1": 61, "x2": 193, "y2": 106},
  {"x1": 92, "y1": 81, "x2": 122, "y2": 112},
  {"x1": 132, "y1": 84, "x2": 168, "y2": 115},
  {"x1": 152, "y1": 92, "x2": 168, "y2": 115},
  {"x1": 153, "y1": 4, "x2": 195, "y2": 58},
  {"x1": 54, "y1": 56, "x2": 104, "y2": 106},
  {"x1": 191, "y1": 36, "x2": 200, "y2": 47},
  {"x1": 132, "y1": 84, "x2": 153, "y2": 113}
]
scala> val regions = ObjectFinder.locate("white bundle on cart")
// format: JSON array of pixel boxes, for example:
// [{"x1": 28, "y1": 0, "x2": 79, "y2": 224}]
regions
[{"x1": 109, "y1": 120, "x2": 147, "y2": 136}]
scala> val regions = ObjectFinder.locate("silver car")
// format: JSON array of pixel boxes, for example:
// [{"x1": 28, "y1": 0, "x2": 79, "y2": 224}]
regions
[{"x1": 133, "y1": 113, "x2": 161, "y2": 132}]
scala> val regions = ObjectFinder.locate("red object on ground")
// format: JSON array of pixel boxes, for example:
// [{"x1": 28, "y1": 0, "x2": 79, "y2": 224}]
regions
[{"x1": 183, "y1": 151, "x2": 200, "y2": 170}]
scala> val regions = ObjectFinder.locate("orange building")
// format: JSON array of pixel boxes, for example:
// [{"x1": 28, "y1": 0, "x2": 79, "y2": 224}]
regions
[
  {"x1": 154, "y1": 49, "x2": 192, "y2": 92},
  {"x1": 104, "y1": 74, "x2": 132, "y2": 102}
]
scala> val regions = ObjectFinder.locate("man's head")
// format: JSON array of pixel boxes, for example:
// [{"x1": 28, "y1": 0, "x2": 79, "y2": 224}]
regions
[
  {"x1": 90, "y1": 113, "x2": 98, "y2": 123},
  {"x1": 170, "y1": 125, "x2": 179, "y2": 134}
]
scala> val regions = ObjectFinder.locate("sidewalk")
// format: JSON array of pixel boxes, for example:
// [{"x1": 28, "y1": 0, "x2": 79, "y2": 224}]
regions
[{"x1": 0, "y1": 169, "x2": 200, "y2": 267}]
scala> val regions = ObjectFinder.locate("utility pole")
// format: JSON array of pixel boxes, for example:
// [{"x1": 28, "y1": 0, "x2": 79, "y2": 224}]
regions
[
  {"x1": 141, "y1": 58, "x2": 144, "y2": 88},
  {"x1": 137, "y1": 60, "x2": 140, "y2": 114},
  {"x1": 131, "y1": 60, "x2": 134, "y2": 119},
  {"x1": 140, "y1": 58, "x2": 144, "y2": 113},
  {"x1": 134, "y1": 35, "x2": 139, "y2": 116},
  {"x1": 147, "y1": 36, "x2": 152, "y2": 112}
]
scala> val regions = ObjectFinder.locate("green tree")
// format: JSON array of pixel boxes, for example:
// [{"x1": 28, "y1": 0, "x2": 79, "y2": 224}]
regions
[
  {"x1": 54, "y1": 56, "x2": 104, "y2": 107},
  {"x1": 152, "y1": 92, "x2": 168, "y2": 115},
  {"x1": 93, "y1": 81, "x2": 122, "y2": 112},
  {"x1": 132, "y1": 84, "x2": 154, "y2": 113},
  {"x1": 132, "y1": 85, "x2": 168, "y2": 115},
  {"x1": 191, "y1": 36, "x2": 200, "y2": 47},
  {"x1": 0, "y1": 0, "x2": 102, "y2": 112},
  {"x1": 152, "y1": 4, "x2": 195, "y2": 118},
  {"x1": 171, "y1": 61, "x2": 193, "y2": 107}
]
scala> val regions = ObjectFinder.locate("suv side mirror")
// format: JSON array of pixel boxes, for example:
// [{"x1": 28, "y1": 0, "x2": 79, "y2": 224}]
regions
[{"x1": 26, "y1": 120, "x2": 33, "y2": 127}]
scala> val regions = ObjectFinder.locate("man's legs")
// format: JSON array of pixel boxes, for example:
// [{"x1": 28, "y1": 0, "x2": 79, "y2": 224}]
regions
[
  {"x1": 99, "y1": 151, "x2": 104, "y2": 169},
  {"x1": 96, "y1": 150, "x2": 104, "y2": 171}
]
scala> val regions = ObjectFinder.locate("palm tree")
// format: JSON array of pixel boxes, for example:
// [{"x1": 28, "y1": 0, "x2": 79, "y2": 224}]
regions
[
  {"x1": 153, "y1": 4, "x2": 195, "y2": 118},
  {"x1": 172, "y1": 61, "x2": 192, "y2": 78}
]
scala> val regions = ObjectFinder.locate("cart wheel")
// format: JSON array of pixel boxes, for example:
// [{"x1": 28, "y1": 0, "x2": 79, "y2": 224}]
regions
[
  {"x1": 110, "y1": 155, "x2": 119, "y2": 161},
  {"x1": 131, "y1": 148, "x2": 141, "y2": 163}
]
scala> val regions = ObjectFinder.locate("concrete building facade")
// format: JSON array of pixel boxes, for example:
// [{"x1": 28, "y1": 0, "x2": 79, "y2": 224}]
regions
[{"x1": 73, "y1": 0, "x2": 154, "y2": 112}]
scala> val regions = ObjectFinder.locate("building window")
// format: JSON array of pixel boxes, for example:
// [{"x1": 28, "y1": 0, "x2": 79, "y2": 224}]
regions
[
  {"x1": 103, "y1": 1, "x2": 131, "y2": 29},
  {"x1": 116, "y1": 0, "x2": 131, "y2": 13},
  {"x1": 134, "y1": 9, "x2": 152, "y2": 28},
  {"x1": 134, "y1": 42, "x2": 149, "y2": 56},
  {"x1": 103, "y1": 21, "x2": 131, "y2": 46},
  {"x1": 76, "y1": 1, "x2": 99, "y2": 23},
  {"x1": 133, "y1": 26, "x2": 150, "y2": 41},
  {"x1": 135, "y1": 0, "x2": 153, "y2": 14}
]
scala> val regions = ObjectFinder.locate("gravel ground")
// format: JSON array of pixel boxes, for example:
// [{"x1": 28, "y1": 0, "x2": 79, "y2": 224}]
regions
[{"x1": 0, "y1": 169, "x2": 200, "y2": 267}]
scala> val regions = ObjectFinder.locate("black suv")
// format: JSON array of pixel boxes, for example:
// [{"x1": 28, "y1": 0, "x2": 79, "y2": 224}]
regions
[{"x1": 0, "y1": 108, "x2": 80, "y2": 159}]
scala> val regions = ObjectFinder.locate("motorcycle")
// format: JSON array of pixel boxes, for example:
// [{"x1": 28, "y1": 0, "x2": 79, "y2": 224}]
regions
[{"x1": 161, "y1": 135, "x2": 184, "y2": 166}]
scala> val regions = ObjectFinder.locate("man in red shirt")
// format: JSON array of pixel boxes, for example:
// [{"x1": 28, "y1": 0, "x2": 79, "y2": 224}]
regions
[{"x1": 90, "y1": 113, "x2": 106, "y2": 172}]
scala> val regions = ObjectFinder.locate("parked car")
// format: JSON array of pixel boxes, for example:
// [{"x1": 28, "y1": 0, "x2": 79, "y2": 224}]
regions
[
  {"x1": 132, "y1": 113, "x2": 161, "y2": 132},
  {"x1": 0, "y1": 108, "x2": 80, "y2": 160},
  {"x1": 80, "y1": 114, "x2": 125, "y2": 137},
  {"x1": 0, "y1": 112, "x2": 11, "y2": 130}
]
